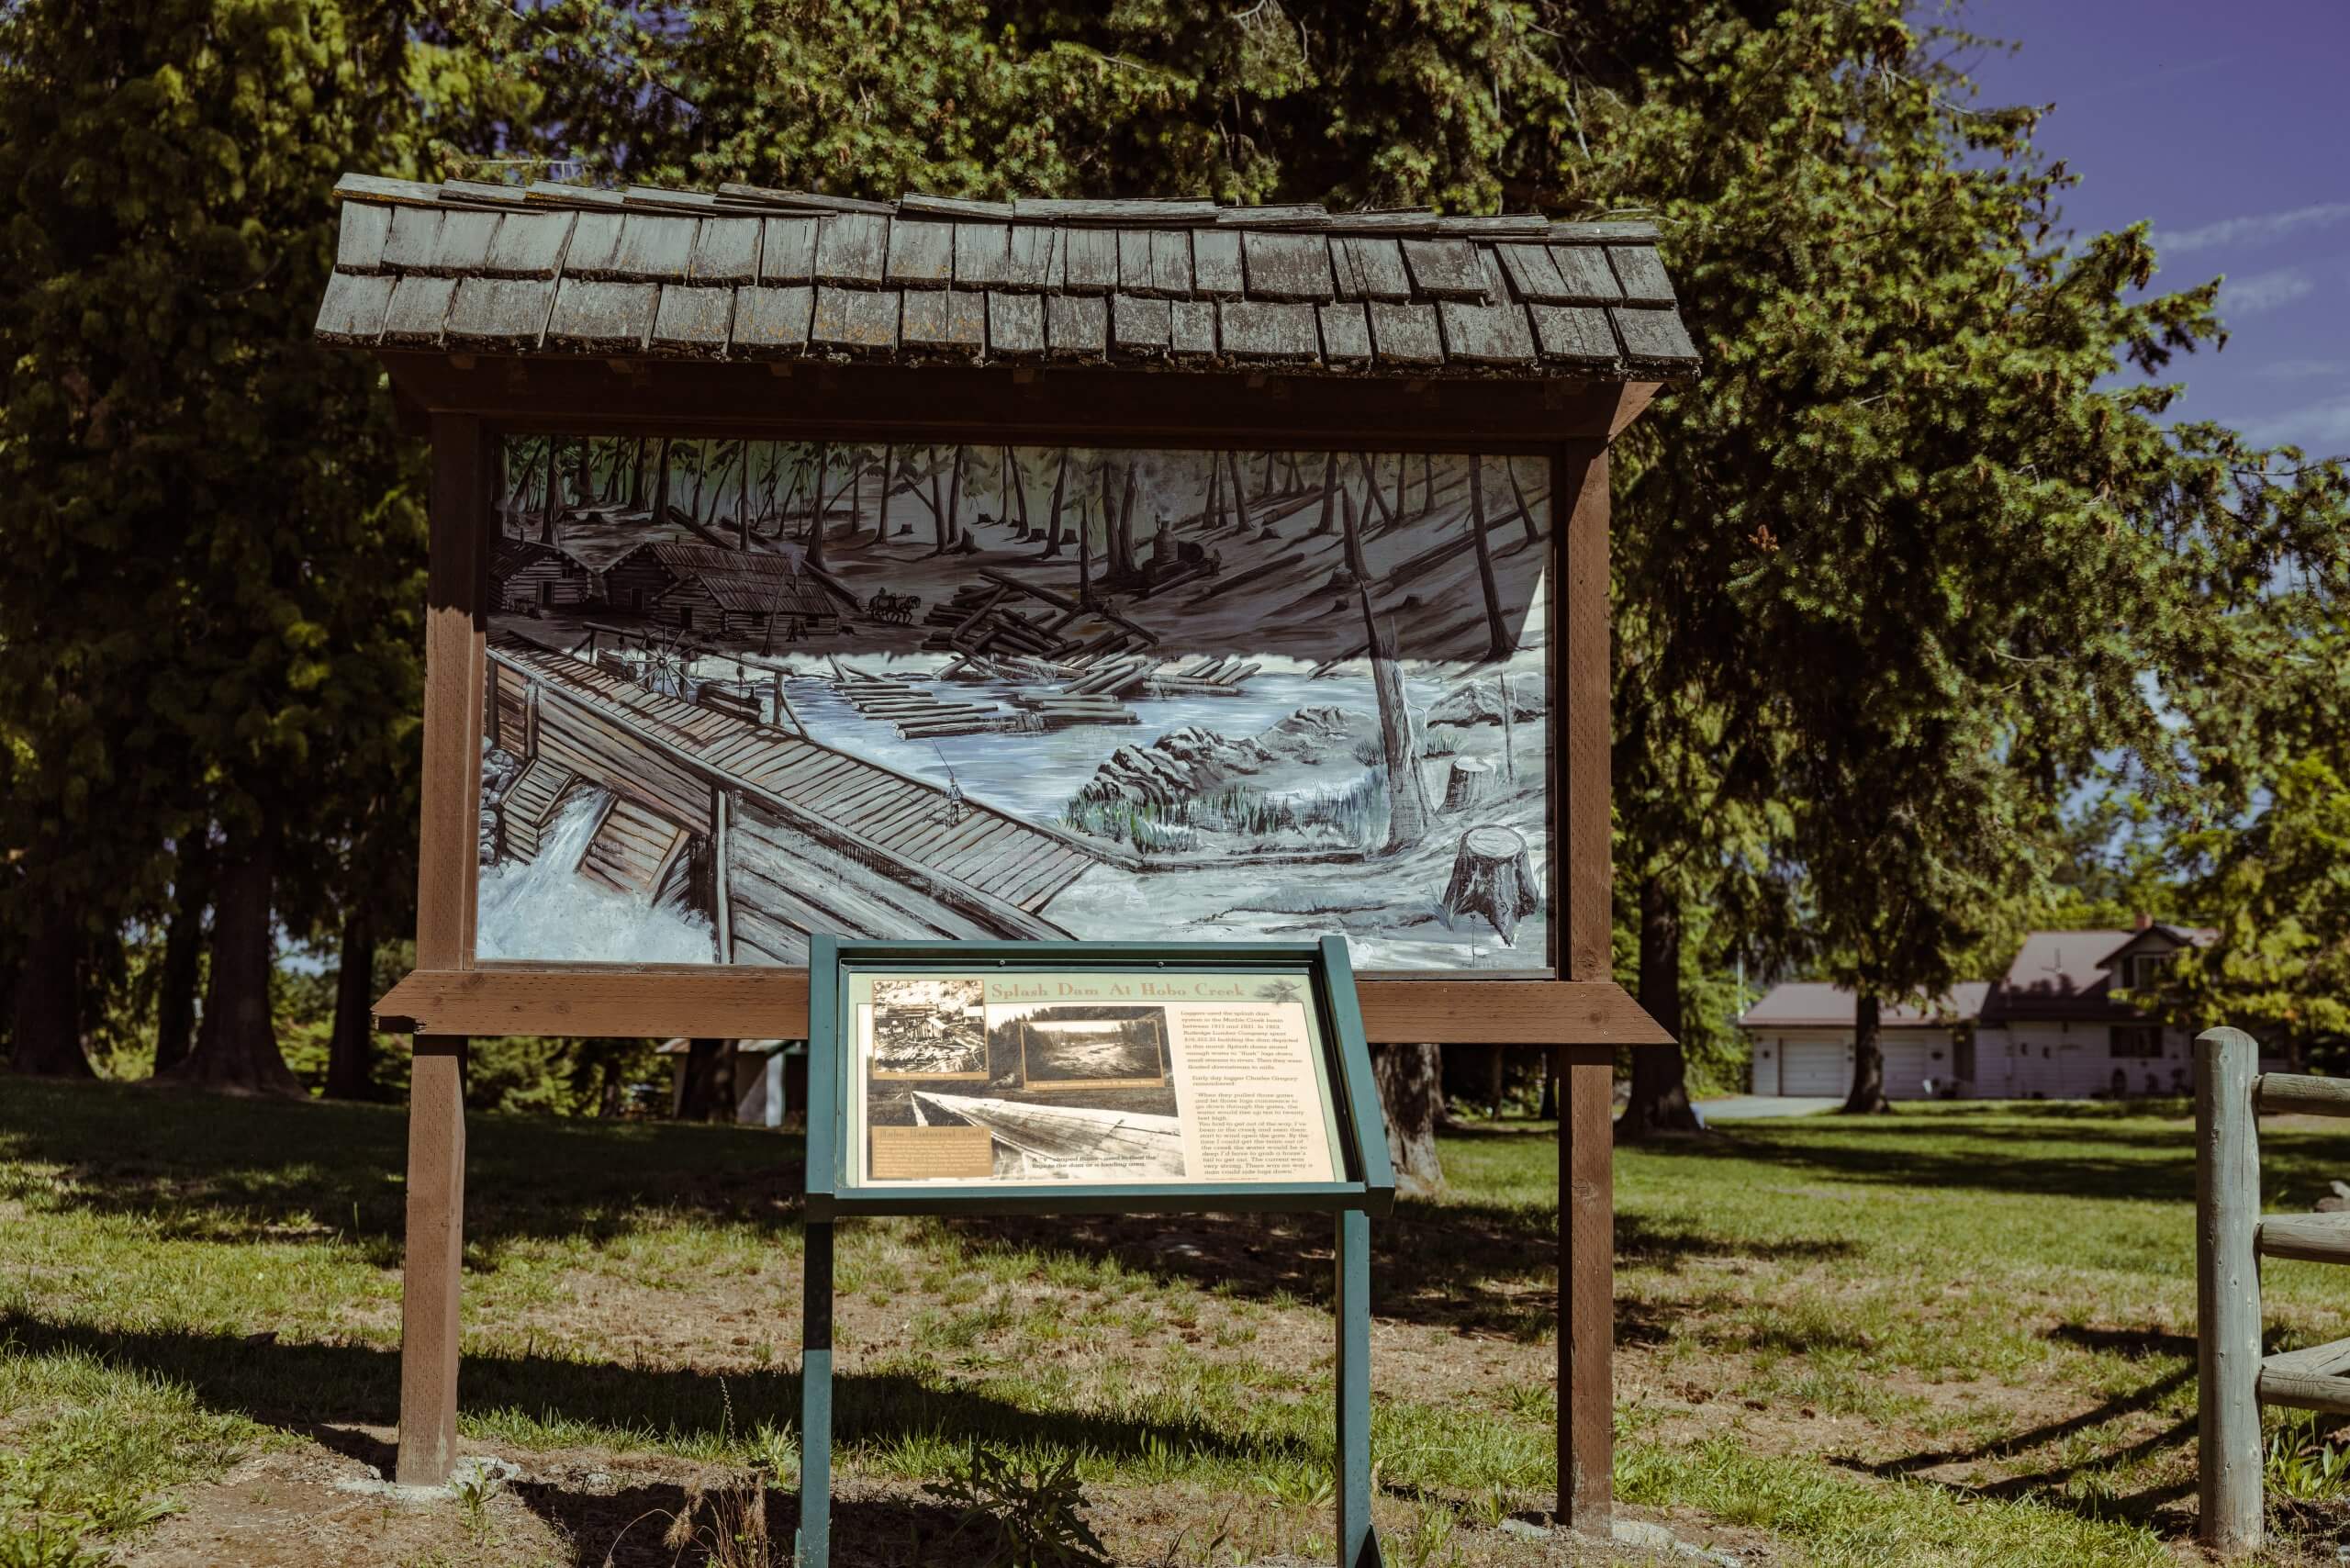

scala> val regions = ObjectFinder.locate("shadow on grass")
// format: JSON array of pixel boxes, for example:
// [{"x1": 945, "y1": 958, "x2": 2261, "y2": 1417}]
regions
[
  {"x1": 943, "y1": 1200, "x2": 1852, "y2": 1339},
  {"x1": 0, "y1": 1309, "x2": 1326, "y2": 1473},
  {"x1": 0, "y1": 1077, "x2": 801, "y2": 1264},
  {"x1": 1624, "y1": 1114, "x2": 2350, "y2": 1207},
  {"x1": 1837, "y1": 1322, "x2": 2198, "y2": 1535}
]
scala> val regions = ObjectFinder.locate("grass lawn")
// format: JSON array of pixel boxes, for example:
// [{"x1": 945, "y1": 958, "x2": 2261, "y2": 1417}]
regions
[{"x1": 5, "y1": 1079, "x2": 2350, "y2": 1565}]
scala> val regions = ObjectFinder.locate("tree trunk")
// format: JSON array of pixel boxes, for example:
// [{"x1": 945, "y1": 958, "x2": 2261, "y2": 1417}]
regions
[
  {"x1": 1113, "y1": 462, "x2": 1139, "y2": 577},
  {"x1": 151, "y1": 842, "x2": 209, "y2": 1074},
  {"x1": 9, "y1": 902, "x2": 91, "y2": 1077},
  {"x1": 1423, "y1": 453, "x2": 1437, "y2": 515},
  {"x1": 1392, "y1": 451, "x2": 1407, "y2": 523},
  {"x1": 1468, "y1": 457, "x2": 1510, "y2": 661},
  {"x1": 1355, "y1": 453, "x2": 1395, "y2": 529},
  {"x1": 324, "y1": 905, "x2": 377, "y2": 1100},
  {"x1": 1314, "y1": 453, "x2": 1337, "y2": 535},
  {"x1": 1077, "y1": 500, "x2": 1093, "y2": 602},
  {"x1": 630, "y1": 436, "x2": 647, "y2": 509},
  {"x1": 1540, "y1": 1054, "x2": 1558, "y2": 1119},
  {"x1": 1040, "y1": 448, "x2": 1068, "y2": 558},
  {"x1": 539, "y1": 435, "x2": 559, "y2": 543},
  {"x1": 1372, "y1": 1043, "x2": 1445, "y2": 1197},
  {"x1": 676, "y1": 1038, "x2": 732, "y2": 1121},
  {"x1": 1226, "y1": 451, "x2": 1251, "y2": 533},
  {"x1": 1842, "y1": 991, "x2": 1891, "y2": 1114},
  {"x1": 1340, "y1": 486, "x2": 1369, "y2": 581},
  {"x1": 1360, "y1": 594, "x2": 1434, "y2": 853},
  {"x1": 877, "y1": 443, "x2": 893, "y2": 541},
  {"x1": 170, "y1": 826, "x2": 301, "y2": 1094},
  {"x1": 806, "y1": 444, "x2": 831, "y2": 572},
  {"x1": 652, "y1": 438, "x2": 673, "y2": 529},
  {"x1": 1203, "y1": 451, "x2": 1225, "y2": 532},
  {"x1": 738, "y1": 440, "x2": 751, "y2": 550},
  {"x1": 1619, "y1": 872, "x2": 1701, "y2": 1138},
  {"x1": 1010, "y1": 450, "x2": 1030, "y2": 533},
  {"x1": 1507, "y1": 457, "x2": 1540, "y2": 543},
  {"x1": 944, "y1": 445, "x2": 967, "y2": 552}
]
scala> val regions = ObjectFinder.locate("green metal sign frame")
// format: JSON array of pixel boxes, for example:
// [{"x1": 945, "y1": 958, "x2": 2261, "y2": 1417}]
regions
[{"x1": 800, "y1": 934, "x2": 1395, "y2": 1567}]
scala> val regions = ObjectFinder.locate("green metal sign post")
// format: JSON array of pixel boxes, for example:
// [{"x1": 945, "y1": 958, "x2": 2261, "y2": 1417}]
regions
[{"x1": 798, "y1": 935, "x2": 1395, "y2": 1567}]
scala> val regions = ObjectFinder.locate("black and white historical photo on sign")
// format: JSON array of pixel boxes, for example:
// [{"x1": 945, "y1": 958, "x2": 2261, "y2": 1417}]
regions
[
  {"x1": 1009, "y1": 1006, "x2": 1169, "y2": 1089},
  {"x1": 868, "y1": 977, "x2": 987, "y2": 1080},
  {"x1": 863, "y1": 996, "x2": 1185, "y2": 1182},
  {"x1": 473, "y1": 436, "x2": 1554, "y2": 973}
]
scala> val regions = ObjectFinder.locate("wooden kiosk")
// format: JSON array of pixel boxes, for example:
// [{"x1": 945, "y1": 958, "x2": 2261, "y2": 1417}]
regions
[{"x1": 339, "y1": 172, "x2": 1691, "y2": 1537}]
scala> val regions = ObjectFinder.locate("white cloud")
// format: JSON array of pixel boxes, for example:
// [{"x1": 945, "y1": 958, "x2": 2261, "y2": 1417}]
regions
[
  {"x1": 2241, "y1": 394, "x2": 2350, "y2": 454},
  {"x1": 2155, "y1": 201, "x2": 2350, "y2": 256},
  {"x1": 2221, "y1": 266, "x2": 2314, "y2": 317},
  {"x1": 2254, "y1": 357, "x2": 2350, "y2": 381}
]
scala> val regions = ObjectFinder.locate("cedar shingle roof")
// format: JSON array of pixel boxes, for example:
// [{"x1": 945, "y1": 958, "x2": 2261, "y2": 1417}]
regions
[{"x1": 314, "y1": 174, "x2": 1699, "y2": 380}]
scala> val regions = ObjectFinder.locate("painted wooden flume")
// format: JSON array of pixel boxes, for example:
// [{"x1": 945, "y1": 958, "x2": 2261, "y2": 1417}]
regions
[{"x1": 331, "y1": 170, "x2": 1695, "y2": 1541}]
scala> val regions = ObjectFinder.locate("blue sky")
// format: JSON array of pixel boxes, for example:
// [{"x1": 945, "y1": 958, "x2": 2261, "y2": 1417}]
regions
[{"x1": 1956, "y1": 0, "x2": 2350, "y2": 454}]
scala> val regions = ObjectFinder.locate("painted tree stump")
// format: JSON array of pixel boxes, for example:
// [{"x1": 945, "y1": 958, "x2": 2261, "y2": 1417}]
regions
[
  {"x1": 1441, "y1": 824, "x2": 1539, "y2": 946},
  {"x1": 1441, "y1": 756, "x2": 1495, "y2": 812}
]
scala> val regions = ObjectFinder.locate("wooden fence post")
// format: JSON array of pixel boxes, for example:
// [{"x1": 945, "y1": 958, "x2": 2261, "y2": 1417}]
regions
[{"x1": 2198, "y1": 1025, "x2": 2264, "y2": 1553}]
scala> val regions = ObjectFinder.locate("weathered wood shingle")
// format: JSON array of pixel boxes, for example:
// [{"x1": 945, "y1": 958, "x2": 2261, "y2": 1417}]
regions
[
  {"x1": 810, "y1": 286, "x2": 900, "y2": 353},
  {"x1": 1241, "y1": 232, "x2": 1336, "y2": 302},
  {"x1": 733, "y1": 286, "x2": 815, "y2": 356},
  {"x1": 546, "y1": 279, "x2": 657, "y2": 353},
  {"x1": 317, "y1": 176, "x2": 1696, "y2": 380},
  {"x1": 1046, "y1": 294, "x2": 1108, "y2": 357},
  {"x1": 901, "y1": 290, "x2": 986, "y2": 353},
  {"x1": 446, "y1": 277, "x2": 555, "y2": 348},
  {"x1": 987, "y1": 292, "x2": 1046, "y2": 358},
  {"x1": 316, "y1": 271, "x2": 395, "y2": 341},
  {"x1": 812, "y1": 214, "x2": 890, "y2": 286},
  {"x1": 335, "y1": 202, "x2": 392, "y2": 274},
  {"x1": 484, "y1": 211, "x2": 575, "y2": 280}
]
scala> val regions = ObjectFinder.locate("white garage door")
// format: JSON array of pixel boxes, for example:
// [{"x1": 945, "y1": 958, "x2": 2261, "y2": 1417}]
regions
[
  {"x1": 1782, "y1": 1040, "x2": 1852, "y2": 1097},
  {"x1": 1881, "y1": 1040, "x2": 1934, "y2": 1099}
]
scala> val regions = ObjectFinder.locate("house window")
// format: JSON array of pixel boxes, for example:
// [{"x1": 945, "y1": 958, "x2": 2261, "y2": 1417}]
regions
[
  {"x1": 2111, "y1": 1025, "x2": 2164, "y2": 1058},
  {"x1": 536, "y1": 579, "x2": 554, "y2": 608},
  {"x1": 630, "y1": 588, "x2": 645, "y2": 612},
  {"x1": 677, "y1": 606, "x2": 694, "y2": 631},
  {"x1": 2124, "y1": 953, "x2": 2173, "y2": 991}
]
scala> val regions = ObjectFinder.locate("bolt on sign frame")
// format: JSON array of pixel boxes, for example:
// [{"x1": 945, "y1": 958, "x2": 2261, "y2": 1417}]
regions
[
  {"x1": 802, "y1": 934, "x2": 1393, "y2": 1567},
  {"x1": 339, "y1": 173, "x2": 1690, "y2": 1536}
]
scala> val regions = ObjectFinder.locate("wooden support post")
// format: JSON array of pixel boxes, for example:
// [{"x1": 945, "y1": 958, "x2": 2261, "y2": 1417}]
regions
[
  {"x1": 2198, "y1": 1025, "x2": 2264, "y2": 1554},
  {"x1": 397, "y1": 1038, "x2": 468, "y2": 1484},
  {"x1": 397, "y1": 412, "x2": 489, "y2": 1487},
  {"x1": 711, "y1": 788, "x2": 734, "y2": 964},
  {"x1": 800, "y1": 1219, "x2": 835, "y2": 1568},
  {"x1": 1336, "y1": 1207, "x2": 1381, "y2": 1568},
  {"x1": 1556, "y1": 442, "x2": 1615, "y2": 1537}
]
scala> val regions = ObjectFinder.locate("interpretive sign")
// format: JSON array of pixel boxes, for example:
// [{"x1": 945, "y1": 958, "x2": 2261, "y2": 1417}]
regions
[
  {"x1": 338, "y1": 172, "x2": 1692, "y2": 1540},
  {"x1": 848, "y1": 967, "x2": 1344, "y2": 1187},
  {"x1": 799, "y1": 934, "x2": 1392, "y2": 1566}
]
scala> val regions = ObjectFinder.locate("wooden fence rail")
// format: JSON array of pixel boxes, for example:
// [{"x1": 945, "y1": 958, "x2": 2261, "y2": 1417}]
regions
[{"x1": 2196, "y1": 1026, "x2": 2350, "y2": 1554}]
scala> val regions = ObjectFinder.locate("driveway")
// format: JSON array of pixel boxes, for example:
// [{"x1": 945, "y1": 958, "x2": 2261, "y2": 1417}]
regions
[{"x1": 1695, "y1": 1094, "x2": 1843, "y2": 1121}]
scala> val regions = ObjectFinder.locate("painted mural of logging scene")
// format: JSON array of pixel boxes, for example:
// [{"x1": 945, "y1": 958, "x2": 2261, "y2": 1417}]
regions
[{"x1": 474, "y1": 433, "x2": 1552, "y2": 972}]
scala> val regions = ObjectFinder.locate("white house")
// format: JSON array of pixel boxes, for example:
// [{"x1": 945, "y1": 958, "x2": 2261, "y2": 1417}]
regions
[
  {"x1": 1740, "y1": 919, "x2": 2260, "y2": 1101},
  {"x1": 1741, "y1": 982, "x2": 1988, "y2": 1098}
]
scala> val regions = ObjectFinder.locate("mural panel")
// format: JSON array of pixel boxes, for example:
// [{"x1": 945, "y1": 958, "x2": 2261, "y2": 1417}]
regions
[{"x1": 475, "y1": 436, "x2": 1554, "y2": 972}]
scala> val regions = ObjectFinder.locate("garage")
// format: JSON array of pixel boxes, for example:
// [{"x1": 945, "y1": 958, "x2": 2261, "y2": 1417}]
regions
[{"x1": 1780, "y1": 1040, "x2": 1852, "y2": 1097}]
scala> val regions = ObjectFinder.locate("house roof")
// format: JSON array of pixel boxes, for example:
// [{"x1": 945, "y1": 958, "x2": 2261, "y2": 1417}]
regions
[
  {"x1": 1981, "y1": 926, "x2": 2214, "y2": 1025},
  {"x1": 1738, "y1": 981, "x2": 1990, "y2": 1031},
  {"x1": 662, "y1": 570, "x2": 833, "y2": 617},
  {"x1": 489, "y1": 534, "x2": 580, "y2": 580},
  {"x1": 311, "y1": 174, "x2": 1700, "y2": 381}
]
